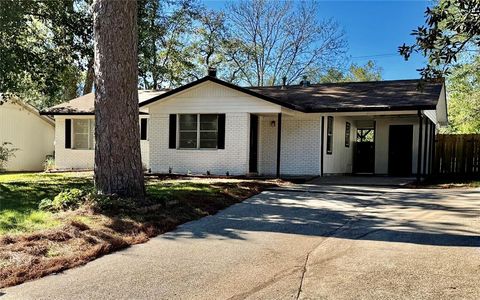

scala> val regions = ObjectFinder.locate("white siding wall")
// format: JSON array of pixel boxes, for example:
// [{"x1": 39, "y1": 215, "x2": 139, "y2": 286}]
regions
[
  {"x1": 54, "y1": 116, "x2": 149, "y2": 170},
  {"x1": 322, "y1": 115, "x2": 356, "y2": 175},
  {"x1": 374, "y1": 117, "x2": 420, "y2": 174},
  {"x1": 147, "y1": 81, "x2": 281, "y2": 175},
  {"x1": 0, "y1": 102, "x2": 55, "y2": 171}
]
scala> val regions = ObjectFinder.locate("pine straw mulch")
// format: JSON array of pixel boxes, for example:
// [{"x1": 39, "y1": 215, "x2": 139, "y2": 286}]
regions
[{"x1": 0, "y1": 179, "x2": 282, "y2": 288}]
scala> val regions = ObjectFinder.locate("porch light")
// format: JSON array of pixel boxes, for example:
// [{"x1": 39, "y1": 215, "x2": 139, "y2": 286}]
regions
[{"x1": 271, "y1": 120, "x2": 276, "y2": 127}]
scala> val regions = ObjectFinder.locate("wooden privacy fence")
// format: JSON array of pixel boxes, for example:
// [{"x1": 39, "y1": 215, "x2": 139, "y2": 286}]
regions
[{"x1": 434, "y1": 134, "x2": 480, "y2": 177}]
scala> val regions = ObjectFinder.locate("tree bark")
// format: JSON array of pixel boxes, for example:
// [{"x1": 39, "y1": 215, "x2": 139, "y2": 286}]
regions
[{"x1": 93, "y1": 0, "x2": 145, "y2": 198}]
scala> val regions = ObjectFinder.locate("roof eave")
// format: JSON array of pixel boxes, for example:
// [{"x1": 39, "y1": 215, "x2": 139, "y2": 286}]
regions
[{"x1": 303, "y1": 105, "x2": 437, "y2": 113}]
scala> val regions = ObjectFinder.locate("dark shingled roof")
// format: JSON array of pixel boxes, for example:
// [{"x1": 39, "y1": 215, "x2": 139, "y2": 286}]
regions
[
  {"x1": 42, "y1": 77, "x2": 444, "y2": 115},
  {"x1": 247, "y1": 79, "x2": 444, "y2": 112}
]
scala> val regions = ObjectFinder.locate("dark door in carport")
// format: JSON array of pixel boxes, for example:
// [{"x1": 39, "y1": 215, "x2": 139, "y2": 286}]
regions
[{"x1": 388, "y1": 125, "x2": 413, "y2": 176}]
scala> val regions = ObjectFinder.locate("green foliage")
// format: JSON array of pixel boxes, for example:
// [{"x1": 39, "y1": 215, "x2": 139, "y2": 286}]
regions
[
  {"x1": 39, "y1": 188, "x2": 87, "y2": 211},
  {"x1": 442, "y1": 56, "x2": 480, "y2": 133},
  {"x1": 399, "y1": 0, "x2": 480, "y2": 79},
  {"x1": 0, "y1": 142, "x2": 19, "y2": 171},
  {"x1": 0, "y1": 0, "x2": 93, "y2": 107},
  {"x1": 44, "y1": 155, "x2": 55, "y2": 172},
  {"x1": 319, "y1": 60, "x2": 382, "y2": 83},
  {"x1": 137, "y1": 0, "x2": 202, "y2": 89}
]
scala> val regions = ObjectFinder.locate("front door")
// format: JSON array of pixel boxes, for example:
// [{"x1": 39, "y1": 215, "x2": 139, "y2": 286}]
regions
[
  {"x1": 249, "y1": 115, "x2": 259, "y2": 173},
  {"x1": 354, "y1": 128, "x2": 375, "y2": 173},
  {"x1": 388, "y1": 125, "x2": 413, "y2": 176}
]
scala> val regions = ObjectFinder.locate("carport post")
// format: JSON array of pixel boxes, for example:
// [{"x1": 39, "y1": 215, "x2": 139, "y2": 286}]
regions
[
  {"x1": 417, "y1": 110, "x2": 423, "y2": 183},
  {"x1": 320, "y1": 116, "x2": 325, "y2": 177},
  {"x1": 276, "y1": 113, "x2": 282, "y2": 178}
]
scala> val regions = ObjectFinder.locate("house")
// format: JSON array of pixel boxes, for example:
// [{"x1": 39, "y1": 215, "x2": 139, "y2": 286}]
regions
[
  {"x1": 0, "y1": 99, "x2": 55, "y2": 171},
  {"x1": 41, "y1": 72, "x2": 447, "y2": 179}
]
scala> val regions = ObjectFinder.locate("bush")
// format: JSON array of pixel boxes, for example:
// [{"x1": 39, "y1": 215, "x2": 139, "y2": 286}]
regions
[
  {"x1": 39, "y1": 189, "x2": 86, "y2": 211},
  {"x1": 0, "y1": 142, "x2": 18, "y2": 172},
  {"x1": 43, "y1": 155, "x2": 55, "y2": 171},
  {"x1": 86, "y1": 193, "x2": 137, "y2": 212}
]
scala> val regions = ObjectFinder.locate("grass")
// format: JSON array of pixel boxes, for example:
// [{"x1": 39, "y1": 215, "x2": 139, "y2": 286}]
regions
[
  {"x1": 0, "y1": 172, "x2": 282, "y2": 288},
  {"x1": 0, "y1": 172, "x2": 92, "y2": 234},
  {"x1": 419, "y1": 178, "x2": 480, "y2": 189}
]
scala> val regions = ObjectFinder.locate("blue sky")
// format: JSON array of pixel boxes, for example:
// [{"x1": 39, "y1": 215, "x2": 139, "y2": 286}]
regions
[{"x1": 202, "y1": 0, "x2": 432, "y2": 80}]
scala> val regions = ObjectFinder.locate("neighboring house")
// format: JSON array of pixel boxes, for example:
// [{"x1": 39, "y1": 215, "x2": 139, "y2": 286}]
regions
[
  {"x1": 0, "y1": 99, "x2": 55, "y2": 171},
  {"x1": 42, "y1": 73, "x2": 447, "y2": 179}
]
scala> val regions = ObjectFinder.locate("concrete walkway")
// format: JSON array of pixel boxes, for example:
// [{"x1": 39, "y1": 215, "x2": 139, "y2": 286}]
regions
[{"x1": 2, "y1": 185, "x2": 479, "y2": 299}]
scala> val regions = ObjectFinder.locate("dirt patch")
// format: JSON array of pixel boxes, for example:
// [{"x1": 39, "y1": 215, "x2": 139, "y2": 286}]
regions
[{"x1": 0, "y1": 179, "x2": 281, "y2": 288}]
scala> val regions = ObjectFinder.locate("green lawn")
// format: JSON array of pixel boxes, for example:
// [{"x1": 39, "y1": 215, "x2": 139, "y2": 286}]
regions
[
  {"x1": 0, "y1": 172, "x2": 274, "y2": 234},
  {"x1": 0, "y1": 172, "x2": 93, "y2": 234},
  {"x1": 0, "y1": 172, "x2": 279, "y2": 288}
]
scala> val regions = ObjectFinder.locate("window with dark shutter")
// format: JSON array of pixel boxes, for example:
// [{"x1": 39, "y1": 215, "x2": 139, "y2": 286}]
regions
[
  {"x1": 327, "y1": 116, "x2": 334, "y2": 154},
  {"x1": 169, "y1": 114, "x2": 177, "y2": 148},
  {"x1": 217, "y1": 114, "x2": 225, "y2": 149},
  {"x1": 140, "y1": 118, "x2": 148, "y2": 140},
  {"x1": 65, "y1": 119, "x2": 72, "y2": 149}
]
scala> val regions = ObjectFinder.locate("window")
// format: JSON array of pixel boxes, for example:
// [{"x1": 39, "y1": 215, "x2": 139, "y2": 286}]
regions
[
  {"x1": 345, "y1": 122, "x2": 351, "y2": 148},
  {"x1": 178, "y1": 114, "x2": 218, "y2": 149},
  {"x1": 140, "y1": 119, "x2": 148, "y2": 140},
  {"x1": 357, "y1": 129, "x2": 374, "y2": 142},
  {"x1": 73, "y1": 119, "x2": 94, "y2": 149},
  {"x1": 326, "y1": 116, "x2": 333, "y2": 154}
]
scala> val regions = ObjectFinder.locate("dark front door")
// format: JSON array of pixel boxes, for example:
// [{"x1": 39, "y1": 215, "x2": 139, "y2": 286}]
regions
[
  {"x1": 388, "y1": 125, "x2": 413, "y2": 176},
  {"x1": 354, "y1": 128, "x2": 375, "y2": 173},
  {"x1": 249, "y1": 114, "x2": 259, "y2": 173}
]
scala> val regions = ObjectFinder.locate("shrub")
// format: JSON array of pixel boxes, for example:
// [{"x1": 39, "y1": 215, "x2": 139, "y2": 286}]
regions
[
  {"x1": 0, "y1": 142, "x2": 18, "y2": 171},
  {"x1": 43, "y1": 155, "x2": 55, "y2": 171},
  {"x1": 39, "y1": 189, "x2": 86, "y2": 211}
]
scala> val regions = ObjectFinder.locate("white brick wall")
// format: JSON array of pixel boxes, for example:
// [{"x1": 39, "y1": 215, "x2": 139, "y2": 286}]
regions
[
  {"x1": 259, "y1": 114, "x2": 321, "y2": 176},
  {"x1": 54, "y1": 116, "x2": 149, "y2": 170},
  {"x1": 149, "y1": 113, "x2": 249, "y2": 175}
]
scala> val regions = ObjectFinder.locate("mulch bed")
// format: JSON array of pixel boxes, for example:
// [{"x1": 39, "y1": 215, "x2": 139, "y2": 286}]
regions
[{"x1": 0, "y1": 180, "x2": 281, "y2": 288}]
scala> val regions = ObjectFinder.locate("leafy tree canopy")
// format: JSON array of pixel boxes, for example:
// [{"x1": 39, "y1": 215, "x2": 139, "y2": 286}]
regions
[
  {"x1": 0, "y1": 0, "x2": 92, "y2": 108},
  {"x1": 399, "y1": 0, "x2": 480, "y2": 79},
  {"x1": 318, "y1": 60, "x2": 382, "y2": 83},
  {"x1": 443, "y1": 55, "x2": 480, "y2": 133}
]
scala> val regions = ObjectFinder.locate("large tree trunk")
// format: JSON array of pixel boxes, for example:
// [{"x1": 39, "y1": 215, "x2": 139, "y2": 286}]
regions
[{"x1": 93, "y1": 0, "x2": 145, "y2": 198}]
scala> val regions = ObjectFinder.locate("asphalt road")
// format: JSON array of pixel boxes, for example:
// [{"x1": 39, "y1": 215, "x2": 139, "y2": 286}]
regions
[{"x1": 2, "y1": 185, "x2": 479, "y2": 300}]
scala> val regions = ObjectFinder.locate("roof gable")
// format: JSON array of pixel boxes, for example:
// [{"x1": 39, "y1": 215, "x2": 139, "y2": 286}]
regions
[{"x1": 140, "y1": 76, "x2": 303, "y2": 111}]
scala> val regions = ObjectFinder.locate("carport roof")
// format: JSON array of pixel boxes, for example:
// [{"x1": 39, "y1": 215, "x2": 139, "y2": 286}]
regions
[{"x1": 247, "y1": 79, "x2": 444, "y2": 112}]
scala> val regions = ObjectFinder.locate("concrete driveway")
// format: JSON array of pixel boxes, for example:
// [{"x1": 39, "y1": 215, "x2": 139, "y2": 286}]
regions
[{"x1": 2, "y1": 184, "x2": 480, "y2": 300}]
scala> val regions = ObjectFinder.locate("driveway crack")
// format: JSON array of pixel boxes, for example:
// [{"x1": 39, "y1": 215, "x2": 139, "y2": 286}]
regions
[{"x1": 295, "y1": 190, "x2": 390, "y2": 300}]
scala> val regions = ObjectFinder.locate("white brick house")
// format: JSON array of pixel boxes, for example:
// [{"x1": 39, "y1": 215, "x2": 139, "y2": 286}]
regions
[{"x1": 42, "y1": 75, "x2": 447, "y2": 179}]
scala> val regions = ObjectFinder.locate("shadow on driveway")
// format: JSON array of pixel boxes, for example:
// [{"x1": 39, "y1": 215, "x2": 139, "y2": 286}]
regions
[{"x1": 163, "y1": 188, "x2": 480, "y2": 247}]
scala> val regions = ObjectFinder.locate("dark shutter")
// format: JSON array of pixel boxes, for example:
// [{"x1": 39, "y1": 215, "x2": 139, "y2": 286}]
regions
[
  {"x1": 217, "y1": 114, "x2": 226, "y2": 149},
  {"x1": 65, "y1": 119, "x2": 72, "y2": 149},
  {"x1": 169, "y1": 114, "x2": 177, "y2": 149},
  {"x1": 140, "y1": 118, "x2": 148, "y2": 140}
]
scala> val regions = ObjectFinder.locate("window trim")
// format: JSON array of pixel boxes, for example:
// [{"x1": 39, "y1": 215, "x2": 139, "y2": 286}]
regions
[
  {"x1": 326, "y1": 116, "x2": 334, "y2": 155},
  {"x1": 72, "y1": 119, "x2": 95, "y2": 150},
  {"x1": 177, "y1": 114, "x2": 219, "y2": 150}
]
